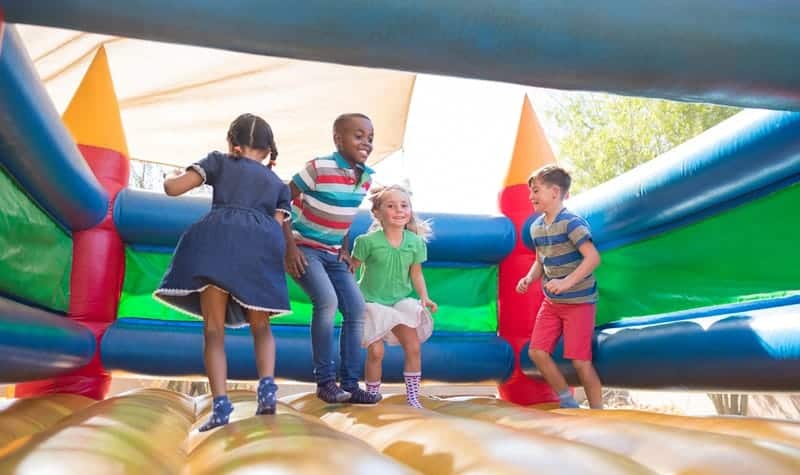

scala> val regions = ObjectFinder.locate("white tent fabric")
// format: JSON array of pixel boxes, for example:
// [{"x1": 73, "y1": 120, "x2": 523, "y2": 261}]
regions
[{"x1": 16, "y1": 25, "x2": 415, "y2": 177}]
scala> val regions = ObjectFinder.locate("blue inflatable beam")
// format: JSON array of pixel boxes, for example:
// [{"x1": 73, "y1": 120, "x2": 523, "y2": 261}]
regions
[
  {"x1": 523, "y1": 110, "x2": 800, "y2": 251},
  {"x1": 4, "y1": 1, "x2": 800, "y2": 110},
  {"x1": 114, "y1": 188, "x2": 515, "y2": 264},
  {"x1": 520, "y1": 300, "x2": 800, "y2": 391},
  {"x1": 101, "y1": 319, "x2": 513, "y2": 383},
  {"x1": 0, "y1": 24, "x2": 108, "y2": 231},
  {"x1": 0, "y1": 296, "x2": 96, "y2": 383}
]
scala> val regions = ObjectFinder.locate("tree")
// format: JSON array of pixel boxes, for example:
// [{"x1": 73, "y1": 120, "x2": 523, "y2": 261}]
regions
[{"x1": 547, "y1": 93, "x2": 740, "y2": 193}]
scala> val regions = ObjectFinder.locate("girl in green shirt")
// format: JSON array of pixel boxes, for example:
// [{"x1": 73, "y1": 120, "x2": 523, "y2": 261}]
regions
[{"x1": 351, "y1": 185, "x2": 436, "y2": 408}]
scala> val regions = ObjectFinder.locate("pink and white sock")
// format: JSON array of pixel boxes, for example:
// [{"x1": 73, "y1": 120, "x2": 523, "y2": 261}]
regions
[
  {"x1": 404, "y1": 372, "x2": 422, "y2": 408},
  {"x1": 366, "y1": 380, "x2": 381, "y2": 396}
]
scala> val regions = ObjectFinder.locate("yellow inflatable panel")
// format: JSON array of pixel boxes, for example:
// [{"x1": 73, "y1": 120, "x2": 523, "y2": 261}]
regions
[
  {"x1": 286, "y1": 393, "x2": 655, "y2": 475},
  {"x1": 0, "y1": 388, "x2": 194, "y2": 474},
  {"x1": 435, "y1": 400, "x2": 800, "y2": 474},
  {"x1": 0, "y1": 394, "x2": 93, "y2": 448},
  {"x1": 186, "y1": 390, "x2": 417, "y2": 475},
  {"x1": 556, "y1": 408, "x2": 800, "y2": 449}
]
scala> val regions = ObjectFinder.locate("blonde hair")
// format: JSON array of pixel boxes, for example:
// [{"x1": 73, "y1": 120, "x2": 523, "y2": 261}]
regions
[{"x1": 367, "y1": 184, "x2": 432, "y2": 241}]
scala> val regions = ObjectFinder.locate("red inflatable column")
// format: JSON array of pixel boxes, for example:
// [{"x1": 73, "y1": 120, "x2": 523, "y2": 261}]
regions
[
  {"x1": 16, "y1": 47, "x2": 130, "y2": 400},
  {"x1": 497, "y1": 95, "x2": 559, "y2": 405}
]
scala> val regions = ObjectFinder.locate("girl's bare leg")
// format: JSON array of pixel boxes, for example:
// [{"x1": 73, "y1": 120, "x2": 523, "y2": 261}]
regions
[
  {"x1": 198, "y1": 286, "x2": 234, "y2": 431},
  {"x1": 391, "y1": 325, "x2": 422, "y2": 407},
  {"x1": 200, "y1": 286, "x2": 230, "y2": 397},
  {"x1": 249, "y1": 309, "x2": 278, "y2": 415},
  {"x1": 365, "y1": 340, "x2": 385, "y2": 383},
  {"x1": 249, "y1": 310, "x2": 275, "y2": 378}
]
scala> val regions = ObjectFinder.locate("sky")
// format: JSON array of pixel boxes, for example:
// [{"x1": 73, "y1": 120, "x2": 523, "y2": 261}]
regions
[{"x1": 371, "y1": 75, "x2": 565, "y2": 215}]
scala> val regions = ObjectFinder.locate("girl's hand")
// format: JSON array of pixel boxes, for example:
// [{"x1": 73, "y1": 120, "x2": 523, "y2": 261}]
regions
[
  {"x1": 516, "y1": 275, "x2": 533, "y2": 294},
  {"x1": 421, "y1": 297, "x2": 438, "y2": 314}
]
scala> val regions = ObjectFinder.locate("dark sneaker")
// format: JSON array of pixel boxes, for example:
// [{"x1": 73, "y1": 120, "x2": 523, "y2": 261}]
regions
[
  {"x1": 316, "y1": 380, "x2": 351, "y2": 403},
  {"x1": 344, "y1": 386, "x2": 383, "y2": 404}
]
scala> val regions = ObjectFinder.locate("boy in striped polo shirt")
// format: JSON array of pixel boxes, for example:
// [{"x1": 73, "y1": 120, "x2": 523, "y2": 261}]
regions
[
  {"x1": 516, "y1": 165, "x2": 604, "y2": 409},
  {"x1": 282, "y1": 113, "x2": 381, "y2": 404}
]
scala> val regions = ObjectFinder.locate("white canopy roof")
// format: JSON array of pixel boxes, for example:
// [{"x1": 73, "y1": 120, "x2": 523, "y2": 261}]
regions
[{"x1": 17, "y1": 25, "x2": 415, "y2": 177}]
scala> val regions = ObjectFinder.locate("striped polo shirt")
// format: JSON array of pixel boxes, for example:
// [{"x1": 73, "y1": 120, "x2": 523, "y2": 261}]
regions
[
  {"x1": 291, "y1": 152, "x2": 374, "y2": 253},
  {"x1": 530, "y1": 208, "x2": 598, "y2": 304}
]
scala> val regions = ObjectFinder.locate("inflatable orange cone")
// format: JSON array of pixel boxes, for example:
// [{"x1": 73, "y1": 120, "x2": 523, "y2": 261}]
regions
[{"x1": 497, "y1": 94, "x2": 559, "y2": 405}]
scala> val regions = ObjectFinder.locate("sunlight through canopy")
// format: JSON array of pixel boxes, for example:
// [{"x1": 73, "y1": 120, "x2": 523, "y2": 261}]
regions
[{"x1": 17, "y1": 25, "x2": 415, "y2": 176}]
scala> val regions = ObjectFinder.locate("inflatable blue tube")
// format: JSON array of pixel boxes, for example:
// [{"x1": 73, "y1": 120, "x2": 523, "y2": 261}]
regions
[
  {"x1": 101, "y1": 319, "x2": 513, "y2": 383},
  {"x1": 114, "y1": 188, "x2": 515, "y2": 264},
  {"x1": 523, "y1": 110, "x2": 800, "y2": 251},
  {"x1": 4, "y1": 1, "x2": 800, "y2": 110},
  {"x1": 0, "y1": 296, "x2": 96, "y2": 383},
  {"x1": 0, "y1": 25, "x2": 108, "y2": 231},
  {"x1": 520, "y1": 300, "x2": 800, "y2": 391}
]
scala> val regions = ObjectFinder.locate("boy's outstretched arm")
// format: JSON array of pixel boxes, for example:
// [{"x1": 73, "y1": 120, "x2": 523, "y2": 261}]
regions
[
  {"x1": 163, "y1": 168, "x2": 203, "y2": 196},
  {"x1": 544, "y1": 240, "x2": 601, "y2": 295},
  {"x1": 517, "y1": 259, "x2": 543, "y2": 294},
  {"x1": 410, "y1": 263, "x2": 437, "y2": 313},
  {"x1": 283, "y1": 182, "x2": 308, "y2": 277}
]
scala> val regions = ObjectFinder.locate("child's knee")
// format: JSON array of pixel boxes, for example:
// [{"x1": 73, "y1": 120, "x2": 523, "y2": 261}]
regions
[
  {"x1": 367, "y1": 342, "x2": 384, "y2": 361},
  {"x1": 311, "y1": 290, "x2": 338, "y2": 314},
  {"x1": 204, "y1": 323, "x2": 225, "y2": 342},
  {"x1": 340, "y1": 292, "x2": 365, "y2": 323},
  {"x1": 528, "y1": 347, "x2": 549, "y2": 363},
  {"x1": 571, "y1": 359, "x2": 593, "y2": 370},
  {"x1": 404, "y1": 339, "x2": 421, "y2": 358}
]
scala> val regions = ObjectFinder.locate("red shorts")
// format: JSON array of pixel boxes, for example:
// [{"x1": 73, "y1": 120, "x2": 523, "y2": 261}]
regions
[{"x1": 531, "y1": 299, "x2": 596, "y2": 361}]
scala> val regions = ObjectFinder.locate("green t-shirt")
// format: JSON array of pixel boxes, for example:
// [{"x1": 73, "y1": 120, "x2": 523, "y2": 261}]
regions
[{"x1": 352, "y1": 229, "x2": 427, "y2": 305}]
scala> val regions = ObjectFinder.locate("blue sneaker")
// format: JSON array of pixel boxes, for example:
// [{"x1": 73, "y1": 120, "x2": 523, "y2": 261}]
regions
[
  {"x1": 199, "y1": 395, "x2": 234, "y2": 432},
  {"x1": 557, "y1": 389, "x2": 580, "y2": 409},
  {"x1": 256, "y1": 376, "x2": 278, "y2": 415},
  {"x1": 316, "y1": 380, "x2": 351, "y2": 403}
]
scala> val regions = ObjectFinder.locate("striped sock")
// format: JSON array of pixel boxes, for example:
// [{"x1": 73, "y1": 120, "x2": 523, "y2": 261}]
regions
[
  {"x1": 404, "y1": 372, "x2": 422, "y2": 408},
  {"x1": 366, "y1": 380, "x2": 381, "y2": 396}
]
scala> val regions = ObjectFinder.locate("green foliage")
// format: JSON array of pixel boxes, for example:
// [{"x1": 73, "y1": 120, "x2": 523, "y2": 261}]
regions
[{"x1": 548, "y1": 94, "x2": 741, "y2": 193}]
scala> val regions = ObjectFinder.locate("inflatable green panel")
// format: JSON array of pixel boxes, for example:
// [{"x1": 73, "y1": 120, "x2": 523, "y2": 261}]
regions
[
  {"x1": 120, "y1": 249, "x2": 498, "y2": 333},
  {"x1": 0, "y1": 167, "x2": 71, "y2": 311},
  {"x1": 596, "y1": 182, "x2": 800, "y2": 325}
]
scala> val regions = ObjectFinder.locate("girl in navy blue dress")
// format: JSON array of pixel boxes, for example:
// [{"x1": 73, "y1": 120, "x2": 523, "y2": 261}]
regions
[{"x1": 154, "y1": 113, "x2": 291, "y2": 431}]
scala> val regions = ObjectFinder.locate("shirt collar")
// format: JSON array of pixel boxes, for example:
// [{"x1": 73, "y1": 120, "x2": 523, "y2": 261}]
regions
[{"x1": 332, "y1": 151, "x2": 375, "y2": 175}]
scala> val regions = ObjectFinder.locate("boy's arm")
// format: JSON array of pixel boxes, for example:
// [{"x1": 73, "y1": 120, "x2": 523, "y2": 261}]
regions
[
  {"x1": 410, "y1": 263, "x2": 437, "y2": 313},
  {"x1": 516, "y1": 259, "x2": 543, "y2": 293},
  {"x1": 545, "y1": 240, "x2": 601, "y2": 294},
  {"x1": 283, "y1": 182, "x2": 308, "y2": 277},
  {"x1": 338, "y1": 231, "x2": 356, "y2": 272}
]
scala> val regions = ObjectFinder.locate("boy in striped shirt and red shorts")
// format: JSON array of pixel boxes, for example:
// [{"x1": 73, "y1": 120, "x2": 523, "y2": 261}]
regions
[
  {"x1": 283, "y1": 113, "x2": 381, "y2": 404},
  {"x1": 516, "y1": 165, "x2": 604, "y2": 409}
]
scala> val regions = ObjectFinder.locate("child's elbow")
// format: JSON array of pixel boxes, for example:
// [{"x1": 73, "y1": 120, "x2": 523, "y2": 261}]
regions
[{"x1": 163, "y1": 181, "x2": 180, "y2": 196}]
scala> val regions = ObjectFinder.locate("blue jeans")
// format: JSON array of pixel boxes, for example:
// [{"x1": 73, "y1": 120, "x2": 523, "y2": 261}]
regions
[{"x1": 293, "y1": 246, "x2": 365, "y2": 389}]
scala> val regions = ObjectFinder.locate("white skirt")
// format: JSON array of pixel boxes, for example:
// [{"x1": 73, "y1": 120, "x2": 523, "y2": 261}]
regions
[{"x1": 362, "y1": 298, "x2": 434, "y2": 347}]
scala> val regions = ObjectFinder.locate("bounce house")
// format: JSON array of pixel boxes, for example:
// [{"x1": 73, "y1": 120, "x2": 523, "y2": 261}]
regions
[{"x1": 1, "y1": 2, "x2": 800, "y2": 474}]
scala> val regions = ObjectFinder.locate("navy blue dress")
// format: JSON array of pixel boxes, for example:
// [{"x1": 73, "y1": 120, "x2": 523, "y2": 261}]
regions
[{"x1": 154, "y1": 151, "x2": 291, "y2": 327}]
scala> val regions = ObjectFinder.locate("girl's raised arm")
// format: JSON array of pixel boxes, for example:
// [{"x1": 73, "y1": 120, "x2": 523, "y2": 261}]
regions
[{"x1": 164, "y1": 168, "x2": 204, "y2": 196}]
